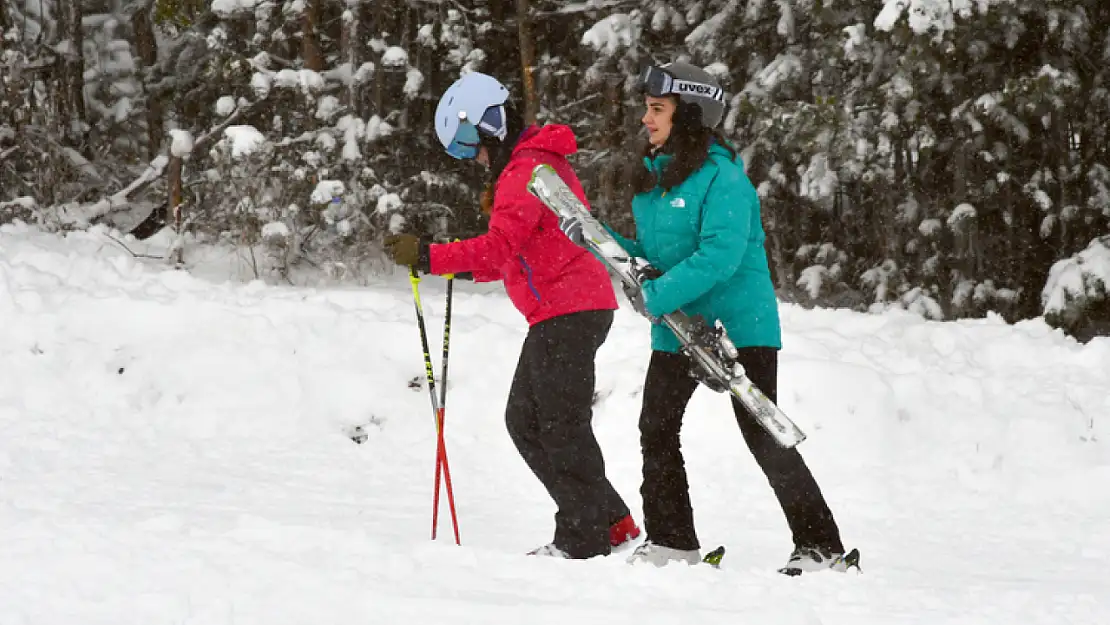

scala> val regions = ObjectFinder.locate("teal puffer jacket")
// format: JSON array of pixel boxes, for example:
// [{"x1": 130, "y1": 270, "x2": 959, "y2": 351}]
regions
[{"x1": 607, "y1": 141, "x2": 782, "y2": 352}]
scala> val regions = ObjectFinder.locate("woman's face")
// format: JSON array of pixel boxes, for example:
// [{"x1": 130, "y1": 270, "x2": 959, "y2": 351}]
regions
[{"x1": 642, "y1": 95, "x2": 676, "y2": 147}]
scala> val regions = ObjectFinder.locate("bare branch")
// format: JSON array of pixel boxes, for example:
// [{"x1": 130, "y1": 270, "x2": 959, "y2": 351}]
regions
[
  {"x1": 20, "y1": 126, "x2": 103, "y2": 181},
  {"x1": 40, "y1": 94, "x2": 269, "y2": 229},
  {"x1": 552, "y1": 92, "x2": 603, "y2": 116},
  {"x1": 49, "y1": 154, "x2": 170, "y2": 226},
  {"x1": 191, "y1": 97, "x2": 265, "y2": 156},
  {"x1": 100, "y1": 230, "x2": 166, "y2": 259}
]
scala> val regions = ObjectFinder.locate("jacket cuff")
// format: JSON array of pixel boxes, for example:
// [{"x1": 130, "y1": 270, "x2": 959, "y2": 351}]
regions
[
  {"x1": 418, "y1": 242, "x2": 432, "y2": 274},
  {"x1": 642, "y1": 279, "x2": 668, "y2": 318}
]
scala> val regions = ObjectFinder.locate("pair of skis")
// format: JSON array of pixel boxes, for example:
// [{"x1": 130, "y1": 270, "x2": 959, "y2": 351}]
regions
[{"x1": 525, "y1": 164, "x2": 807, "y2": 449}]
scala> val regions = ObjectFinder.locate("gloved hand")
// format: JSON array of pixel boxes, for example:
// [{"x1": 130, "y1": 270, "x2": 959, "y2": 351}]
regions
[
  {"x1": 383, "y1": 234, "x2": 429, "y2": 272},
  {"x1": 623, "y1": 280, "x2": 655, "y2": 322},
  {"x1": 557, "y1": 213, "x2": 585, "y2": 245},
  {"x1": 624, "y1": 263, "x2": 662, "y2": 321}
]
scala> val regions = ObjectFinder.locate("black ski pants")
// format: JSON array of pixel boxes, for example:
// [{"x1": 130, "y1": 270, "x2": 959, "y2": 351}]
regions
[
  {"x1": 638, "y1": 347, "x2": 844, "y2": 553},
  {"x1": 505, "y1": 309, "x2": 631, "y2": 558}
]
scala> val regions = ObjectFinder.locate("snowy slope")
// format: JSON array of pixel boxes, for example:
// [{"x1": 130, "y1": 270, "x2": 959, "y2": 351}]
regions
[{"x1": 1, "y1": 223, "x2": 1108, "y2": 625}]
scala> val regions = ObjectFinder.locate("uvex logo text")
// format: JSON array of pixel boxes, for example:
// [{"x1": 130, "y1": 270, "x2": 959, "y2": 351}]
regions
[{"x1": 676, "y1": 82, "x2": 714, "y2": 95}]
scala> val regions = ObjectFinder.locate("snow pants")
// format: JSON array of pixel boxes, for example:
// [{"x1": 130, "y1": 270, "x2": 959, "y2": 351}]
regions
[
  {"x1": 505, "y1": 309, "x2": 631, "y2": 558},
  {"x1": 638, "y1": 347, "x2": 844, "y2": 553}
]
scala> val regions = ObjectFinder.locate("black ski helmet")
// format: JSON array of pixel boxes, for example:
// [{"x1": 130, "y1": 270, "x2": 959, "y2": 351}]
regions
[{"x1": 637, "y1": 61, "x2": 726, "y2": 129}]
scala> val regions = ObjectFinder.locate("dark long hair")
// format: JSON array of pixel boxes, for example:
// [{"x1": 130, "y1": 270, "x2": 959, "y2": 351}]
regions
[
  {"x1": 482, "y1": 102, "x2": 527, "y2": 181},
  {"x1": 476, "y1": 102, "x2": 527, "y2": 215},
  {"x1": 633, "y1": 99, "x2": 736, "y2": 195}
]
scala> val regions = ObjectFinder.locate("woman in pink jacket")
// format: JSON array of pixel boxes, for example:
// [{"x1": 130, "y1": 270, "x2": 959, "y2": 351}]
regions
[{"x1": 383, "y1": 72, "x2": 639, "y2": 560}]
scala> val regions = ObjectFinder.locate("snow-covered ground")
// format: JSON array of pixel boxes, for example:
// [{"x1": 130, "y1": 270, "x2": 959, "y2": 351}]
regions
[{"x1": 2, "y1": 223, "x2": 1108, "y2": 624}]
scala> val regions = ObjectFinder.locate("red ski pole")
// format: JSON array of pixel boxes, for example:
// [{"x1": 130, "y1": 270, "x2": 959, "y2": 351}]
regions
[
  {"x1": 409, "y1": 268, "x2": 460, "y2": 544},
  {"x1": 434, "y1": 272, "x2": 460, "y2": 544}
]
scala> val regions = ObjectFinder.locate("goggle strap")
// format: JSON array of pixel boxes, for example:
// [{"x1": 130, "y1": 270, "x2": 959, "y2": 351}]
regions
[
  {"x1": 669, "y1": 78, "x2": 724, "y2": 103},
  {"x1": 642, "y1": 67, "x2": 724, "y2": 103}
]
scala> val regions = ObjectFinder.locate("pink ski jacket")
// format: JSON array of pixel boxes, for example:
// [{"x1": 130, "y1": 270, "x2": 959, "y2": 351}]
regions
[{"x1": 429, "y1": 124, "x2": 618, "y2": 326}]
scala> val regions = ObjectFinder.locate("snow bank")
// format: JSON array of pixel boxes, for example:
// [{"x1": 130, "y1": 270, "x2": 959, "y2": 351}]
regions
[{"x1": 0, "y1": 224, "x2": 1107, "y2": 624}]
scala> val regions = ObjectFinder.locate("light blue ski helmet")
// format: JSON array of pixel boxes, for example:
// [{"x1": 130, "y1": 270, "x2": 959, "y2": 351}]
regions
[{"x1": 434, "y1": 71, "x2": 510, "y2": 160}]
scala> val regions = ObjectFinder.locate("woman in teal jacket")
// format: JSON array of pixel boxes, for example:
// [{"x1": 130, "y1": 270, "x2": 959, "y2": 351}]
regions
[{"x1": 613, "y1": 61, "x2": 857, "y2": 575}]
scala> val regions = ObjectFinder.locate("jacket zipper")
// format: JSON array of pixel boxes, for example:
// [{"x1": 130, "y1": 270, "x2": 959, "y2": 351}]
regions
[{"x1": 518, "y1": 255, "x2": 542, "y2": 302}]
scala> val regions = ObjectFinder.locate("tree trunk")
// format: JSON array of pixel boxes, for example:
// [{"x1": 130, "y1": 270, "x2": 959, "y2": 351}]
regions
[
  {"x1": 340, "y1": 0, "x2": 362, "y2": 116},
  {"x1": 597, "y1": 72, "x2": 622, "y2": 222},
  {"x1": 302, "y1": 0, "x2": 324, "y2": 71},
  {"x1": 766, "y1": 200, "x2": 790, "y2": 289},
  {"x1": 416, "y1": 16, "x2": 439, "y2": 131},
  {"x1": 57, "y1": 0, "x2": 87, "y2": 149},
  {"x1": 131, "y1": 5, "x2": 164, "y2": 160},
  {"x1": 515, "y1": 0, "x2": 538, "y2": 124},
  {"x1": 167, "y1": 153, "x2": 184, "y2": 265},
  {"x1": 371, "y1": 1, "x2": 385, "y2": 116},
  {"x1": 951, "y1": 141, "x2": 975, "y2": 281}
]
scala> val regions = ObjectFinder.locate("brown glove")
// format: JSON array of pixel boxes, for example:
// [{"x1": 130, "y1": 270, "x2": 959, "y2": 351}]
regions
[{"x1": 383, "y1": 234, "x2": 430, "y2": 272}]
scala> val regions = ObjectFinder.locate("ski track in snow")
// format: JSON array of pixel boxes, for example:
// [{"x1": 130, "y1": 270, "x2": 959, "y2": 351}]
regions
[{"x1": 1, "y1": 224, "x2": 1108, "y2": 624}]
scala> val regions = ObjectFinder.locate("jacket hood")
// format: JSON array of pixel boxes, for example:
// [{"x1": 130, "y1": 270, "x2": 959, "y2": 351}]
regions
[{"x1": 513, "y1": 124, "x2": 578, "y2": 158}]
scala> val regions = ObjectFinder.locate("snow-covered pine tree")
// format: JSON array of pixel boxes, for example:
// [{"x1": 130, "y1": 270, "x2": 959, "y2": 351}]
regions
[
  {"x1": 2, "y1": 0, "x2": 1108, "y2": 338},
  {"x1": 1043, "y1": 234, "x2": 1110, "y2": 342},
  {"x1": 573, "y1": 0, "x2": 1110, "y2": 332},
  {"x1": 1, "y1": 0, "x2": 157, "y2": 215}
]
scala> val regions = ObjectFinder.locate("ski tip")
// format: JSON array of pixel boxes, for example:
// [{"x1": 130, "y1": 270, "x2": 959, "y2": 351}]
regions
[
  {"x1": 702, "y1": 545, "x2": 725, "y2": 568},
  {"x1": 527, "y1": 163, "x2": 556, "y2": 184},
  {"x1": 843, "y1": 547, "x2": 862, "y2": 572}
]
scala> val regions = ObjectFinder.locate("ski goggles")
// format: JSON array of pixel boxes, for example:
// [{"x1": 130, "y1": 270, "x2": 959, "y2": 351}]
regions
[
  {"x1": 638, "y1": 66, "x2": 724, "y2": 103},
  {"x1": 444, "y1": 105, "x2": 508, "y2": 160}
]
